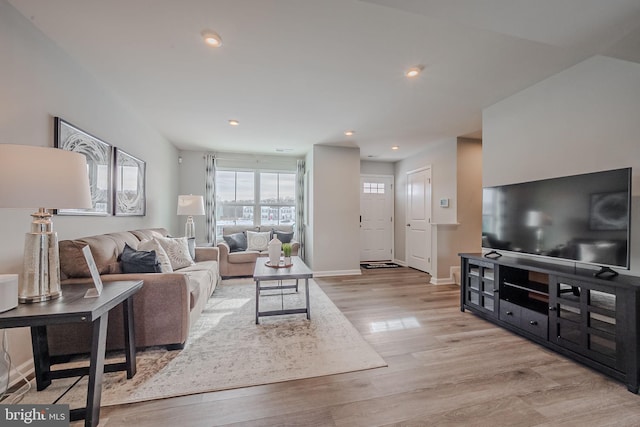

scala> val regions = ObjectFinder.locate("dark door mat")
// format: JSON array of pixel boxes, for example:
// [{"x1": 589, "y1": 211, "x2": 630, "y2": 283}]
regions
[{"x1": 360, "y1": 262, "x2": 401, "y2": 269}]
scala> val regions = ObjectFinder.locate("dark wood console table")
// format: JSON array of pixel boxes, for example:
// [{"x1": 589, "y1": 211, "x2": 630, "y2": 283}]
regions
[
  {"x1": 0, "y1": 280, "x2": 143, "y2": 427},
  {"x1": 460, "y1": 253, "x2": 640, "y2": 393}
]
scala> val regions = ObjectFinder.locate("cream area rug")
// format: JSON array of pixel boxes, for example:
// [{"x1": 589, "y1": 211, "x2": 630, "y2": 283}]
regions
[{"x1": 20, "y1": 279, "x2": 386, "y2": 408}]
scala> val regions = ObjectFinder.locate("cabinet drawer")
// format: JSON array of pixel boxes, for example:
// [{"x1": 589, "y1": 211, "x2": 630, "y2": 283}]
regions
[
  {"x1": 520, "y1": 308, "x2": 548, "y2": 339},
  {"x1": 499, "y1": 300, "x2": 521, "y2": 327}
]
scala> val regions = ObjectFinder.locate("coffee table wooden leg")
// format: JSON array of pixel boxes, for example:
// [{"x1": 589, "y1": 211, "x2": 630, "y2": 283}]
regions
[
  {"x1": 30, "y1": 325, "x2": 51, "y2": 391},
  {"x1": 255, "y1": 280, "x2": 260, "y2": 324},
  {"x1": 85, "y1": 312, "x2": 108, "y2": 427},
  {"x1": 122, "y1": 296, "x2": 137, "y2": 379}
]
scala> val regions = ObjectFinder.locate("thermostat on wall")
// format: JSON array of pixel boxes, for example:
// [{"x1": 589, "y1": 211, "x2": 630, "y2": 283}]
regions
[{"x1": 439, "y1": 198, "x2": 449, "y2": 208}]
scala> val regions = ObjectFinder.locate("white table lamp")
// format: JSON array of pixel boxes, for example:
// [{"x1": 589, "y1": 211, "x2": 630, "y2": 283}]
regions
[
  {"x1": 177, "y1": 195, "x2": 205, "y2": 239},
  {"x1": 0, "y1": 144, "x2": 92, "y2": 303}
]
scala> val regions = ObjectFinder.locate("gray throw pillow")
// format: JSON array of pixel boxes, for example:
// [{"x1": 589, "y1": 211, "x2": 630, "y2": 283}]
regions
[
  {"x1": 223, "y1": 232, "x2": 247, "y2": 252},
  {"x1": 119, "y1": 243, "x2": 161, "y2": 274},
  {"x1": 271, "y1": 229, "x2": 294, "y2": 244}
]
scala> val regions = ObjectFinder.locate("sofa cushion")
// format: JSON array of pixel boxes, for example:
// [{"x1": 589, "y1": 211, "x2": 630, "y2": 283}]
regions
[
  {"x1": 271, "y1": 229, "x2": 294, "y2": 243},
  {"x1": 223, "y1": 232, "x2": 247, "y2": 252},
  {"x1": 156, "y1": 236, "x2": 195, "y2": 270},
  {"x1": 246, "y1": 231, "x2": 270, "y2": 251},
  {"x1": 139, "y1": 239, "x2": 173, "y2": 273},
  {"x1": 228, "y1": 251, "x2": 260, "y2": 264},
  {"x1": 119, "y1": 244, "x2": 161, "y2": 273}
]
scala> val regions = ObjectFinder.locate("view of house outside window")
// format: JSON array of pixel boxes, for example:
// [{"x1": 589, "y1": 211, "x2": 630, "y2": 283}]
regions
[{"x1": 215, "y1": 169, "x2": 296, "y2": 238}]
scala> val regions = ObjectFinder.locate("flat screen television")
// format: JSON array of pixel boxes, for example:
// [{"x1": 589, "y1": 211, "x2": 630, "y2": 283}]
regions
[{"x1": 482, "y1": 168, "x2": 632, "y2": 272}]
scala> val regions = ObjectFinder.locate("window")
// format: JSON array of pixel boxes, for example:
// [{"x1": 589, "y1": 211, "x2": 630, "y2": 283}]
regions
[
  {"x1": 363, "y1": 182, "x2": 385, "y2": 194},
  {"x1": 215, "y1": 169, "x2": 296, "y2": 238}
]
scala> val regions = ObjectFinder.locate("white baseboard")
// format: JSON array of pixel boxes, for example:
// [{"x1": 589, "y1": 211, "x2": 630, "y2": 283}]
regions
[
  {"x1": 313, "y1": 269, "x2": 362, "y2": 277},
  {"x1": 429, "y1": 266, "x2": 461, "y2": 286}
]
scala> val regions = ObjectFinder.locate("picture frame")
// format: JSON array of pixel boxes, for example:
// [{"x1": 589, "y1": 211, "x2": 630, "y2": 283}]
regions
[
  {"x1": 54, "y1": 117, "x2": 112, "y2": 215},
  {"x1": 113, "y1": 148, "x2": 146, "y2": 216}
]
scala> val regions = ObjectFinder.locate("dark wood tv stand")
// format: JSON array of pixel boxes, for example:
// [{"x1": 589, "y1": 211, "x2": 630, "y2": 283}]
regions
[{"x1": 460, "y1": 253, "x2": 640, "y2": 393}]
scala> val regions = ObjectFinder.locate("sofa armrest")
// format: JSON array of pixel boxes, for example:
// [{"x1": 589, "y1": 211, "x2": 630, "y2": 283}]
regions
[
  {"x1": 217, "y1": 241, "x2": 231, "y2": 257},
  {"x1": 290, "y1": 240, "x2": 300, "y2": 256},
  {"x1": 195, "y1": 246, "x2": 219, "y2": 263}
]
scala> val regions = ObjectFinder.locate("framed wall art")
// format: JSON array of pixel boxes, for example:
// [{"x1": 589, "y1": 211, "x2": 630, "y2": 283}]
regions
[
  {"x1": 54, "y1": 117, "x2": 112, "y2": 215},
  {"x1": 113, "y1": 148, "x2": 146, "y2": 216}
]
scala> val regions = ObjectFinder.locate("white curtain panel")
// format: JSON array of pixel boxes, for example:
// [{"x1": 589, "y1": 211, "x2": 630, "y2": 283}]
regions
[{"x1": 296, "y1": 159, "x2": 305, "y2": 260}]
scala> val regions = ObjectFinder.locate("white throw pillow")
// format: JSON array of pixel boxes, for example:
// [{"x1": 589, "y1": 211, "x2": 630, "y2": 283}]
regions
[
  {"x1": 138, "y1": 239, "x2": 173, "y2": 273},
  {"x1": 246, "y1": 231, "x2": 270, "y2": 251},
  {"x1": 155, "y1": 236, "x2": 195, "y2": 270}
]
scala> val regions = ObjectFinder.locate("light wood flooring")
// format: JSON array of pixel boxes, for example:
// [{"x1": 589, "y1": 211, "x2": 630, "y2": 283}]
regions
[{"x1": 98, "y1": 267, "x2": 640, "y2": 426}]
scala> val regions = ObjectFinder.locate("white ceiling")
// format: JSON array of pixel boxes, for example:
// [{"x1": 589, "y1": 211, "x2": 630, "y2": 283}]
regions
[{"x1": 8, "y1": 0, "x2": 640, "y2": 161}]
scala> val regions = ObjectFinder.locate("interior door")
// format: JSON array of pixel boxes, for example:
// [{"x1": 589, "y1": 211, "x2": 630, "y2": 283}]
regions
[
  {"x1": 360, "y1": 175, "x2": 393, "y2": 261},
  {"x1": 406, "y1": 167, "x2": 432, "y2": 272}
]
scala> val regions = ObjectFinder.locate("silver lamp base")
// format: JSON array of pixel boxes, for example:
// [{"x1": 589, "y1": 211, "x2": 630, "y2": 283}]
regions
[
  {"x1": 185, "y1": 216, "x2": 196, "y2": 239},
  {"x1": 19, "y1": 208, "x2": 62, "y2": 303}
]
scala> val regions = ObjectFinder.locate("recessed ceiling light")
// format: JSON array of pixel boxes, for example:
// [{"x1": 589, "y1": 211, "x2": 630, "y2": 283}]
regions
[
  {"x1": 392, "y1": 145, "x2": 399, "y2": 150},
  {"x1": 405, "y1": 65, "x2": 424, "y2": 78},
  {"x1": 228, "y1": 119, "x2": 239, "y2": 126},
  {"x1": 344, "y1": 130, "x2": 355, "y2": 136},
  {"x1": 275, "y1": 148, "x2": 293, "y2": 153},
  {"x1": 201, "y1": 30, "x2": 222, "y2": 47}
]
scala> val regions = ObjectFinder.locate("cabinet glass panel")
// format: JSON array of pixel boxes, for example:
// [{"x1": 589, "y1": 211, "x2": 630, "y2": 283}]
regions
[
  {"x1": 483, "y1": 297, "x2": 494, "y2": 311},
  {"x1": 589, "y1": 312, "x2": 616, "y2": 334},
  {"x1": 558, "y1": 323, "x2": 581, "y2": 345},
  {"x1": 483, "y1": 279, "x2": 496, "y2": 294},
  {"x1": 559, "y1": 304, "x2": 581, "y2": 322},
  {"x1": 589, "y1": 334, "x2": 616, "y2": 358},
  {"x1": 469, "y1": 266, "x2": 480, "y2": 277},
  {"x1": 558, "y1": 283, "x2": 581, "y2": 301},
  {"x1": 588, "y1": 290, "x2": 615, "y2": 311},
  {"x1": 469, "y1": 291, "x2": 480, "y2": 305},
  {"x1": 483, "y1": 269, "x2": 495, "y2": 280},
  {"x1": 469, "y1": 276, "x2": 480, "y2": 290}
]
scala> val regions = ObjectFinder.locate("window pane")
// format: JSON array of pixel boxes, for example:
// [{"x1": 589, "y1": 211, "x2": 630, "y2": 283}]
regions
[
  {"x1": 279, "y1": 174, "x2": 296, "y2": 203},
  {"x1": 260, "y1": 173, "x2": 278, "y2": 203},
  {"x1": 261, "y1": 206, "x2": 279, "y2": 225},
  {"x1": 236, "y1": 172, "x2": 254, "y2": 203},
  {"x1": 216, "y1": 171, "x2": 236, "y2": 202},
  {"x1": 280, "y1": 206, "x2": 295, "y2": 224}
]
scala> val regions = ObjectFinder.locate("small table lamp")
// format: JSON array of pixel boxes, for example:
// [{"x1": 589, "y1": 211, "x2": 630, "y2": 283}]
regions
[
  {"x1": 0, "y1": 144, "x2": 92, "y2": 303},
  {"x1": 177, "y1": 195, "x2": 205, "y2": 239}
]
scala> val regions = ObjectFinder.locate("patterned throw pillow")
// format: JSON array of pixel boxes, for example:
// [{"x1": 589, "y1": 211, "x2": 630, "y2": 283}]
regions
[
  {"x1": 138, "y1": 239, "x2": 173, "y2": 273},
  {"x1": 155, "y1": 236, "x2": 195, "y2": 270},
  {"x1": 246, "y1": 231, "x2": 271, "y2": 251}
]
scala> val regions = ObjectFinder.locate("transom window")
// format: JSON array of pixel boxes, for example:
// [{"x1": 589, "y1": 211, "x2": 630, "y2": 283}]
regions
[{"x1": 363, "y1": 182, "x2": 385, "y2": 194}]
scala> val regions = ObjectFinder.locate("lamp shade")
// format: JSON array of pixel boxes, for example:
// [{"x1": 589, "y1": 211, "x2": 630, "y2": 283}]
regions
[
  {"x1": 0, "y1": 144, "x2": 92, "y2": 209},
  {"x1": 177, "y1": 195, "x2": 205, "y2": 216}
]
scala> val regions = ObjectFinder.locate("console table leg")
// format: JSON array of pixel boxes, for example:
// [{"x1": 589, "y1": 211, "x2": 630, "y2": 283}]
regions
[
  {"x1": 85, "y1": 313, "x2": 108, "y2": 427},
  {"x1": 30, "y1": 325, "x2": 51, "y2": 391},
  {"x1": 122, "y1": 297, "x2": 137, "y2": 379},
  {"x1": 305, "y1": 278, "x2": 310, "y2": 320}
]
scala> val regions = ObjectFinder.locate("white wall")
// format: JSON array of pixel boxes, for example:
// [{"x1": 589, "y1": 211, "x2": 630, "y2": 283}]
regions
[
  {"x1": 394, "y1": 138, "x2": 458, "y2": 269},
  {"x1": 361, "y1": 160, "x2": 395, "y2": 176},
  {"x1": 307, "y1": 145, "x2": 361, "y2": 275},
  {"x1": 483, "y1": 55, "x2": 640, "y2": 276},
  {"x1": 0, "y1": 0, "x2": 179, "y2": 384}
]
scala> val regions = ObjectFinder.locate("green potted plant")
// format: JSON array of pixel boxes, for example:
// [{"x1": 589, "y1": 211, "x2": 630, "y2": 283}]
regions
[{"x1": 282, "y1": 243, "x2": 292, "y2": 265}]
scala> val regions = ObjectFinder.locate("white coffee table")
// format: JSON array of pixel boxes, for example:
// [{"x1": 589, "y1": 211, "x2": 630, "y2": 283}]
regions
[{"x1": 253, "y1": 256, "x2": 313, "y2": 324}]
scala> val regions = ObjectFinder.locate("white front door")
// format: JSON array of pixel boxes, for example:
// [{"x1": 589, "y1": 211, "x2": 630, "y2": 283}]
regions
[
  {"x1": 360, "y1": 175, "x2": 394, "y2": 262},
  {"x1": 406, "y1": 167, "x2": 432, "y2": 272}
]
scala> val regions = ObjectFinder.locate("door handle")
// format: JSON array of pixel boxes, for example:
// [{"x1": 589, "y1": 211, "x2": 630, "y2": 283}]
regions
[
  {"x1": 529, "y1": 320, "x2": 538, "y2": 326},
  {"x1": 406, "y1": 223, "x2": 411, "y2": 227}
]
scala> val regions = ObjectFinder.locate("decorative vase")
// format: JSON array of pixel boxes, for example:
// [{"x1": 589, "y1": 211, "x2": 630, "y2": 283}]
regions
[
  {"x1": 268, "y1": 234, "x2": 282, "y2": 266},
  {"x1": 284, "y1": 256, "x2": 292, "y2": 265}
]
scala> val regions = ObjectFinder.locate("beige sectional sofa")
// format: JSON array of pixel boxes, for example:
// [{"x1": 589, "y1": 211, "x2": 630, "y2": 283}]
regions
[
  {"x1": 46, "y1": 228, "x2": 219, "y2": 356},
  {"x1": 217, "y1": 225, "x2": 299, "y2": 278}
]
